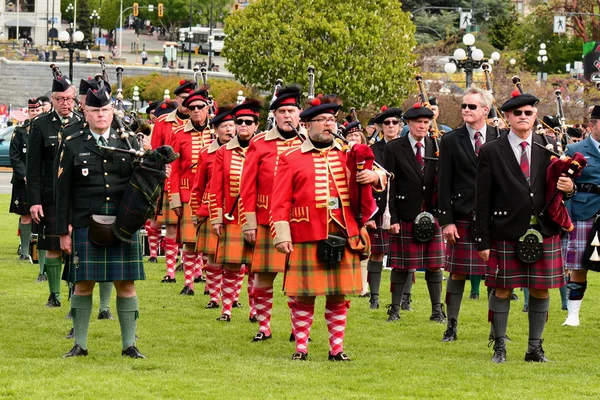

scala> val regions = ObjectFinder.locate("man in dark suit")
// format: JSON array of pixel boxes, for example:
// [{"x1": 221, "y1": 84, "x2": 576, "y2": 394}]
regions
[
  {"x1": 383, "y1": 104, "x2": 445, "y2": 323},
  {"x1": 366, "y1": 107, "x2": 401, "y2": 310},
  {"x1": 438, "y1": 86, "x2": 498, "y2": 342},
  {"x1": 476, "y1": 93, "x2": 575, "y2": 363}
]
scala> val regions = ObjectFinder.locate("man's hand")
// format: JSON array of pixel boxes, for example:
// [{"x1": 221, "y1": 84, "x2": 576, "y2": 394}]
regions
[
  {"x1": 244, "y1": 229, "x2": 257, "y2": 245},
  {"x1": 557, "y1": 176, "x2": 574, "y2": 193},
  {"x1": 60, "y1": 227, "x2": 73, "y2": 255},
  {"x1": 212, "y1": 223, "x2": 223, "y2": 237},
  {"x1": 276, "y1": 241, "x2": 293, "y2": 254},
  {"x1": 173, "y1": 207, "x2": 182, "y2": 218},
  {"x1": 388, "y1": 223, "x2": 400, "y2": 235},
  {"x1": 357, "y1": 169, "x2": 378, "y2": 185},
  {"x1": 192, "y1": 215, "x2": 199, "y2": 226},
  {"x1": 443, "y1": 224, "x2": 461, "y2": 246},
  {"x1": 479, "y1": 249, "x2": 490, "y2": 262},
  {"x1": 365, "y1": 220, "x2": 377, "y2": 230},
  {"x1": 30, "y1": 205, "x2": 44, "y2": 224}
]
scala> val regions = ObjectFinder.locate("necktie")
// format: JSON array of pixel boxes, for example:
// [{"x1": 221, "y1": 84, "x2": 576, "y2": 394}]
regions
[
  {"x1": 98, "y1": 136, "x2": 108, "y2": 147},
  {"x1": 415, "y1": 141, "x2": 424, "y2": 171},
  {"x1": 520, "y1": 141, "x2": 529, "y2": 182},
  {"x1": 474, "y1": 131, "x2": 482, "y2": 155}
]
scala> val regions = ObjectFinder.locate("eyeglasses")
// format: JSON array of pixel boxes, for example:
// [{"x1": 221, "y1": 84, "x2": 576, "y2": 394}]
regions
[
  {"x1": 383, "y1": 120, "x2": 400, "y2": 126},
  {"x1": 54, "y1": 97, "x2": 75, "y2": 104},
  {"x1": 461, "y1": 103, "x2": 478, "y2": 110},
  {"x1": 512, "y1": 109, "x2": 535, "y2": 117},
  {"x1": 187, "y1": 104, "x2": 207, "y2": 111},
  {"x1": 235, "y1": 119, "x2": 256, "y2": 126},
  {"x1": 311, "y1": 117, "x2": 336, "y2": 124}
]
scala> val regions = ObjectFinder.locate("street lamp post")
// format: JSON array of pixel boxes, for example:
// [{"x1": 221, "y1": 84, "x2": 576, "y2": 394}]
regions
[
  {"x1": 188, "y1": 0, "x2": 193, "y2": 70},
  {"x1": 91, "y1": 9, "x2": 100, "y2": 40},
  {"x1": 537, "y1": 43, "x2": 548, "y2": 82},
  {"x1": 444, "y1": 33, "x2": 500, "y2": 88},
  {"x1": 58, "y1": 29, "x2": 84, "y2": 81},
  {"x1": 208, "y1": 0, "x2": 213, "y2": 70}
]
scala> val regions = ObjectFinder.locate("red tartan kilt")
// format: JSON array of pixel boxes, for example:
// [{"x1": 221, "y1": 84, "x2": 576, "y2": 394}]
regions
[
  {"x1": 284, "y1": 241, "x2": 362, "y2": 297},
  {"x1": 177, "y1": 203, "x2": 196, "y2": 244},
  {"x1": 251, "y1": 224, "x2": 286, "y2": 273},
  {"x1": 367, "y1": 215, "x2": 390, "y2": 255},
  {"x1": 445, "y1": 219, "x2": 487, "y2": 275},
  {"x1": 156, "y1": 192, "x2": 178, "y2": 225},
  {"x1": 215, "y1": 223, "x2": 253, "y2": 265},
  {"x1": 196, "y1": 217, "x2": 217, "y2": 255},
  {"x1": 485, "y1": 234, "x2": 565, "y2": 289},
  {"x1": 388, "y1": 220, "x2": 444, "y2": 271}
]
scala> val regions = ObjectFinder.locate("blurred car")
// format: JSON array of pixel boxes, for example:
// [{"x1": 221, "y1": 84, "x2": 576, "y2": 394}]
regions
[{"x1": 0, "y1": 125, "x2": 16, "y2": 167}]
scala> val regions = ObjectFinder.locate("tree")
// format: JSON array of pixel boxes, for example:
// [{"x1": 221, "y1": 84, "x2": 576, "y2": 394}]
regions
[
  {"x1": 222, "y1": 0, "x2": 416, "y2": 108},
  {"x1": 98, "y1": 0, "x2": 121, "y2": 38},
  {"x1": 550, "y1": 0, "x2": 600, "y2": 42}
]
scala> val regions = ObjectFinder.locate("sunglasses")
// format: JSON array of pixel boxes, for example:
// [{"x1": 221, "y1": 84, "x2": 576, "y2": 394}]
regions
[
  {"x1": 512, "y1": 109, "x2": 535, "y2": 117},
  {"x1": 461, "y1": 103, "x2": 478, "y2": 110},
  {"x1": 383, "y1": 120, "x2": 400, "y2": 126},
  {"x1": 187, "y1": 105, "x2": 206, "y2": 111},
  {"x1": 235, "y1": 119, "x2": 255, "y2": 126}
]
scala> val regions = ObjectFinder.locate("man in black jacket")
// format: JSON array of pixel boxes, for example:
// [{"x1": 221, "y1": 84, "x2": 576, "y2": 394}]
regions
[{"x1": 476, "y1": 92, "x2": 574, "y2": 363}]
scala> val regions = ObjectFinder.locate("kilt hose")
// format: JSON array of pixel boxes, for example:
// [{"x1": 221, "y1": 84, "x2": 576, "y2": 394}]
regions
[
  {"x1": 9, "y1": 185, "x2": 29, "y2": 215},
  {"x1": 563, "y1": 218, "x2": 594, "y2": 271},
  {"x1": 177, "y1": 202, "x2": 196, "y2": 244},
  {"x1": 388, "y1": 220, "x2": 444, "y2": 271},
  {"x1": 215, "y1": 223, "x2": 253, "y2": 265},
  {"x1": 196, "y1": 216, "x2": 217, "y2": 256},
  {"x1": 251, "y1": 224, "x2": 286, "y2": 273},
  {"x1": 485, "y1": 234, "x2": 564, "y2": 289},
  {"x1": 32, "y1": 204, "x2": 60, "y2": 251},
  {"x1": 367, "y1": 215, "x2": 390, "y2": 255},
  {"x1": 68, "y1": 202, "x2": 145, "y2": 283},
  {"x1": 156, "y1": 191, "x2": 178, "y2": 225},
  {"x1": 445, "y1": 219, "x2": 486, "y2": 276}
]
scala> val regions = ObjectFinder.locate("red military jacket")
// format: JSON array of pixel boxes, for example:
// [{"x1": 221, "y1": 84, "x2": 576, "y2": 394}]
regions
[
  {"x1": 191, "y1": 139, "x2": 222, "y2": 217},
  {"x1": 169, "y1": 120, "x2": 212, "y2": 207},
  {"x1": 209, "y1": 136, "x2": 248, "y2": 226},
  {"x1": 150, "y1": 110, "x2": 187, "y2": 192},
  {"x1": 270, "y1": 140, "x2": 361, "y2": 244},
  {"x1": 240, "y1": 126, "x2": 306, "y2": 231}
]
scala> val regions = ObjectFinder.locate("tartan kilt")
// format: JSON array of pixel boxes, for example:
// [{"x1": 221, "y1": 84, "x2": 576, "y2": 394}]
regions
[
  {"x1": 69, "y1": 203, "x2": 144, "y2": 283},
  {"x1": 251, "y1": 224, "x2": 286, "y2": 273},
  {"x1": 32, "y1": 204, "x2": 60, "y2": 251},
  {"x1": 367, "y1": 215, "x2": 390, "y2": 255},
  {"x1": 177, "y1": 202, "x2": 196, "y2": 244},
  {"x1": 485, "y1": 234, "x2": 564, "y2": 289},
  {"x1": 215, "y1": 223, "x2": 253, "y2": 265},
  {"x1": 9, "y1": 185, "x2": 29, "y2": 215},
  {"x1": 562, "y1": 218, "x2": 594, "y2": 271},
  {"x1": 196, "y1": 216, "x2": 218, "y2": 255},
  {"x1": 156, "y1": 192, "x2": 178, "y2": 225},
  {"x1": 284, "y1": 242, "x2": 362, "y2": 297},
  {"x1": 388, "y1": 220, "x2": 444, "y2": 271},
  {"x1": 445, "y1": 219, "x2": 487, "y2": 276}
]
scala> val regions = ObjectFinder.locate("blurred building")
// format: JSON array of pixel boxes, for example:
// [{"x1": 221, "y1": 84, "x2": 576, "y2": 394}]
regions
[{"x1": 0, "y1": 0, "x2": 61, "y2": 44}]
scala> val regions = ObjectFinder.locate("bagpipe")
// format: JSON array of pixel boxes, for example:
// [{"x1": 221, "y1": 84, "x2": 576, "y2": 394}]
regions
[{"x1": 265, "y1": 79, "x2": 283, "y2": 131}]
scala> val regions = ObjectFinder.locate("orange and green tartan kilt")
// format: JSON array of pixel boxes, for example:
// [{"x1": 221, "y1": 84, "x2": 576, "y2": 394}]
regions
[
  {"x1": 284, "y1": 241, "x2": 362, "y2": 297},
  {"x1": 251, "y1": 224, "x2": 286, "y2": 273},
  {"x1": 215, "y1": 223, "x2": 253, "y2": 265},
  {"x1": 177, "y1": 202, "x2": 196, "y2": 244},
  {"x1": 196, "y1": 216, "x2": 218, "y2": 255},
  {"x1": 156, "y1": 192, "x2": 178, "y2": 225}
]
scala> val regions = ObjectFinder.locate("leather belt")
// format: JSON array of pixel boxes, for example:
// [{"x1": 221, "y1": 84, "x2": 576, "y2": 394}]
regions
[{"x1": 576, "y1": 183, "x2": 600, "y2": 195}]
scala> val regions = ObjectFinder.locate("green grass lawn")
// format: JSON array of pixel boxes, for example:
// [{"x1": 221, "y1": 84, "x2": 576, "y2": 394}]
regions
[{"x1": 1, "y1": 194, "x2": 600, "y2": 399}]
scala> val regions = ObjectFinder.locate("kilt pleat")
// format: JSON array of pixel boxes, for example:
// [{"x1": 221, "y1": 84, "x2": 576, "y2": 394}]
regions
[
  {"x1": 485, "y1": 234, "x2": 564, "y2": 289},
  {"x1": 445, "y1": 219, "x2": 487, "y2": 275},
  {"x1": 215, "y1": 223, "x2": 253, "y2": 265},
  {"x1": 388, "y1": 220, "x2": 444, "y2": 271},
  {"x1": 367, "y1": 215, "x2": 390, "y2": 255},
  {"x1": 251, "y1": 225, "x2": 286, "y2": 273},
  {"x1": 196, "y1": 216, "x2": 218, "y2": 255},
  {"x1": 156, "y1": 192, "x2": 178, "y2": 225},
  {"x1": 178, "y1": 203, "x2": 196, "y2": 244},
  {"x1": 563, "y1": 218, "x2": 594, "y2": 271},
  {"x1": 9, "y1": 185, "x2": 29, "y2": 215},
  {"x1": 33, "y1": 204, "x2": 60, "y2": 251}
]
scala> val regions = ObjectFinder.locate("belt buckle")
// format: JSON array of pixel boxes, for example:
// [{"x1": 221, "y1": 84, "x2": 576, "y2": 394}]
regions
[{"x1": 328, "y1": 197, "x2": 339, "y2": 210}]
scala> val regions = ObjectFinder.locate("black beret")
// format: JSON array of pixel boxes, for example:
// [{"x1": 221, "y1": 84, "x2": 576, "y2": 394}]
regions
[
  {"x1": 542, "y1": 115, "x2": 560, "y2": 129},
  {"x1": 367, "y1": 117, "x2": 375, "y2": 126},
  {"x1": 182, "y1": 89, "x2": 209, "y2": 107},
  {"x1": 28, "y1": 98, "x2": 41, "y2": 108},
  {"x1": 145, "y1": 101, "x2": 159, "y2": 115},
  {"x1": 38, "y1": 95, "x2": 51, "y2": 104},
  {"x1": 590, "y1": 105, "x2": 600, "y2": 120},
  {"x1": 52, "y1": 76, "x2": 72, "y2": 93},
  {"x1": 85, "y1": 87, "x2": 112, "y2": 108},
  {"x1": 174, "y1": 80, "x2": 196, "y2": 96},
  {"x1": 428, "y1": 96, "x2": 438, "y2": 106},
  {"x1": 232, "y1": 98, "x2": 262, "y2": 119},
  {"x1": 342, "y1": 121, "x2": 362, "y2": 136},
  {"x1": 299, "y1": 99, "x2": 340, "y2": 122},
  {"x1": 154, "y1": 100, "x2": 178, "y2": 117},
  {"x1": 270, "y1": 84, "x2": 302, "y2": 110},
  {"x1": 374, "y1": 107, "x2": 403, "y2": 124},
  {"x1": 210, "y1": 104, "x2": 236, "y2": 126},
  {"x1": 500, "y1": 93, "x2": 539, "y2": 112},
  {"x1": 403, "y1": 104, "x2": 433, "y2": 120},
  {"x1": 79, "y1": 77, "x2": 111, "y2": 96},
  {"x1": 567, "y1": 126, "x2": 583, "y2": 139}
]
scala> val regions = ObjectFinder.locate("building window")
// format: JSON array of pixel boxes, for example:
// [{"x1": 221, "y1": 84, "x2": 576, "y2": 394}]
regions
[{"x1": 5, "y1": 0, "x2": 35, "y2": 12}]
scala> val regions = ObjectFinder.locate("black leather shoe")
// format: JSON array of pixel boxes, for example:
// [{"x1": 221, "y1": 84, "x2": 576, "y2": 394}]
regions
[
  {"x1": 522, "y1": 304, "x2": 529, "y2": 312},
  {"x1": 386, "y1": 304, "x2": 400, "y2": 322},
  {"x1": 98, "y1": 309, "x2": 115, "y2": 320},
  {"x1": 291, "y1": 351, "x2": 308, "y2": 361},
  {"x1": 369, "y1": 297, "x2": 380, "y2": 310},
  {"x1": 489, "y1": 337, "x2": 507, "y2": 364},
  {"x1": 46, "y1": 293, "x2": 61, "y2": 308},
  {"x1": 217, "y1": 314, "x2": 231, "y2": 322},
  {"x1": 17, "y1": 244, "x2": 21, "y2": 255},
  {"x1": 442, "y1": 318, "x2": 458, "y2": 342},
  {"x1": 65, "y1": 310, "x2": 72, "y2": 320},
  {"x1": 194, "y1": 275, "x2": 206, "y2": 283},
  {"x1": 469, "y1": 293, "x2": 480, "y2": 300},
  {"x1": 203, "y1": 288, "x2": 210, "y2": 296},
  {"x1": 328, "y1": 352, "x2": 351, "y2": 361},
  {"x1": 249, "y1": 315, "x2": 258, "y2": 323},
  {"x1": 206, "y1": 301, "x2": 219, "y2": 309},
  {"x1": 510, "y1": 293, "x2": 519, "y2": 301},
  {"x1": 18, "y1": 254, "x2": 30, "y2": 261},
  {"x1": 175, "y1": 263, "x2": 184, "y2": 272},
  {"x1": 180, "y1": 286, "x2": 194, "y2": 296},
  {"x1": 289, "y1": 332, "x2": 295, "y2": 342},
  {"x1": 65, "y1": 328, "x2": 74, "y2": 339},
  {"x1": 525, "y1": 339, "x2": 550, "y2": 362},
  {"x1": 147, "y1": 257, "x2": 158, "y2": 263},
  {"x1": 35, "y1": 273, "x2": 47, "y2": 283},
  {"x1": 401, "y1": 293, "x2": 413, "y2": 311},
  {"x1": 430, "y1": 304, "x2": 447, "y2": 323},
  {"x1": 252, "y1": 332, "x2": 272, "y2": 342},
  {"x1": 161, "y1": 276, "x2": 176, "y2": 284},
  {"x1": 122, "y1": 346, "x2": 147, "y2": 359},
  {"x1": 358, "y1": 292, "x2": 370, "y2": 298},
  {"x1": 232, "y1": 301, "x2": 242, "y2": 308},
  {"x1": 63, "y1": 344, "x2": 88, "y2": 358}
]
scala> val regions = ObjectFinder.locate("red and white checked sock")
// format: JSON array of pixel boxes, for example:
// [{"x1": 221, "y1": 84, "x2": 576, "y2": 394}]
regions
[
  {"x1": 182, "y1": 251, "x2": 196, "y2": 289},
  {"x1": 163, "y1": 238, "x2": 178, "y2": 279},
  {"x1": 325, "y1": 300, "x2": 350, "y2": 356},
  {"x1": 194, "y1": 253, "x2": 204, "y2": 279},
  {"x1": 232, "y1": 268, "x2": 245, "y2": 304},
  {"x1": 221, "y1": 268, "x2": 238, "y2": 316},
  {"x1": 146, "y1": 223, "x2": 161, "y2": 258},
  {"x1": 290, "y1": 301, "x2": 315, "y2": 354},
  {"x1": 254, "y1": 287, "x2": 274, "y2": 335},
  {"x1": 247, "y1": 272, "x2": 256, "y2": 319},
  {"x1": 205, "y1": 264, "x2": 223, "y2": 303}
]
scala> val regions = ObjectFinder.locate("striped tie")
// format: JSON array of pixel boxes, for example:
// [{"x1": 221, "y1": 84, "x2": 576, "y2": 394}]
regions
[
  {"x1": 520, "y1": 141, "x2": 529, "y2": 183},
  {"x1": 415, "y1": 141, "x2": 424, "y2": 171},
  {"x1": 98, "y1": 136, "x2": 108, "y2": 147},
  {"x1": 474, "y1": 131, "x2": 482, "y2": 155}
]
